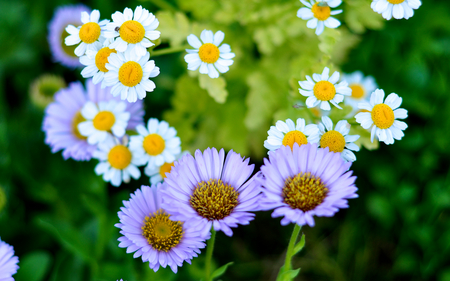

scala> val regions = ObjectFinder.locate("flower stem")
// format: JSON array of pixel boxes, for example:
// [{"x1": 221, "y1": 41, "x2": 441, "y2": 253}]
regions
[
  {"x1": 277, "y1": 224, "x2": 302, "y2": 281},
  {"x1": 205, "y1": 228, "x2": 217, "y2": 281},
  {"x1": 151, "y1": 45, "x2": 190, "y2": 57}
]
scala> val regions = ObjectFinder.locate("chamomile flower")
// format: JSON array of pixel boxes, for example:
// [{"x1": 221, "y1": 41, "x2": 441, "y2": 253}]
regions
[
  {"x1": 310, "y1": 116, "x2": 360, "y2": 162},
  {"x1": 48, "y1": 4, "x2": 90, "y2": 68},
  {"x1": 80, "y1": 41, "x2": 117, "y2": 88},
  {"x1": 342, "y1": 71, "x2": 378, "y2": 113},
  {"x1": 355, "y1": 89, "x2": 408, "y2": 145},
  {"x1": 103, "y1": 49, "x2": 160, "y2": 103},
  {"x1": 129, "y1": 118, "x2": 181, "y2": 170},
  {"x1": 0, "y1": 238, "x2": 19, "y2": 281},
  {"x1": 65, "y1": 10, "x2": 109, "y2": 57},
  {"x1": 299, "y1": 67, "x2": 352, "y2": 110},
  {"x1": 145, "y1": 151, "x2": 190, "y2": 184},
  {"x1": 371, "y1": 0, "x2": 421, "y2": 20},
  {"x1": 185, "y1": 30, "x2": 235, "y2": 79},
  {"x1": 78, "y1": 100, "x2": 130, "y2": 145},
  {"x1": 93, "y1": 137, "x2": 142, "y2": 187},
  {"x1": 105, "y1": 6, "x2": 160, "y2": 56},
  {"x1": 264, "y1": 118, "x2": 319, "y2": 151},
  {"x1": 297, "y1": 0, "x2": 343, "y2": 35}
]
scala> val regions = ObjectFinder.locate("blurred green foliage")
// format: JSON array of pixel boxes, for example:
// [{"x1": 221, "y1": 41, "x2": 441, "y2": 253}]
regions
[{"x1": 0, "y1": 0, "x2": 449, "y2": 280}]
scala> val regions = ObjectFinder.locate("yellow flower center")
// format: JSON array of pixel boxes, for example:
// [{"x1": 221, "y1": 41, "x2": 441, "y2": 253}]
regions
[
  {"x1": 313, "y1": 81, "x2": 336, "y2": 101},
  {"x1": 95, "y1": 47, "x2": 117, "y2": 72},
  {"x1": 350, "y1": 84, "x2": 365, "y2": 99},
  {"x1": 118, "y1": 61, "x2": 143, "y2": 87},
  {"x1": 72, "y1": 111, "x2": 87, "y2": 140},
  {"x1": 108, "y1": 145, "x2": 132, "y2": 170},
  {"x1": 311, "y1": 3, "x2": 331, "y2": 21},
  {"x1": 79, "y1": 22, "x2": 101, "y2": 44},
  {"x1": 119, "y1": 20, "x2": 146, "y2": 44},
  {"x1": 190, "y1": 179, "x2": 239, "y2": 220},
  {"x1": 371, "y1": 104, "x2": 395, "y2": 129},
  {"x1": 282, "y1": 130, "x2": 308, "y2": 149},
  {"x1": 142, "y1": 209, "x2": 183, "y2": 252},
  {"x1": 198, "y1": 43, "x2": 220, "y2": 64},
  {"x1": 320, "y1": 130, "x2": 346, "y2": 153},
  {"x1": 61, "y1": 28, "x2": 78, "y2": 58},
  {"x1": 159, "y1": 162, "x2": 174, "y2": 178},
  {"x1": 283, "y1": 172, "x2": 328, "y2": 212},
  {"x1": 387, "y1": 0, "x2": 405, "y2": 4},
  {"x1": 93, "y1": 111, "x2": 116, "y2": 131},
  {"x1": 143, "y1": 134, "x2": 166, "y2": 156}
]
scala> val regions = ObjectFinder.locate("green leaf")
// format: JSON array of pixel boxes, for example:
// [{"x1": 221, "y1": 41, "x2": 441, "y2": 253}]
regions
[
  {"x1": 156, "y1": 11, "x2": 191, "y2": 47},
  {"x1": 14, "y1": 251, "x2": 52, "y2": 281},
  {"x1": 198, "y1": 74, "x2": 228, "y2": 104},
  {"x1": 279, "y1": 268, "x2": 301, "y2": 281},
  {"x1": 293, "y1": 234, "x2": 306, "y2": 255},
  {"x1": 211, "y1": 262, "x2": 234, "y2": 280}
]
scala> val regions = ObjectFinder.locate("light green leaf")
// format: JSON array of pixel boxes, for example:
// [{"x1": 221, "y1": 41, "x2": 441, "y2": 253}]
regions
[
  {"x1": 156, "y1": 11, "x2": 190, "y2": 47},
  {"x1": 211, "y1": 262, "x2": 234, "y2": 280},
  {"x1": 279, "y1": 268, "x2": 301, "y2": 281},
  {"x1": 293, "y1": 234, "x2": 306, "y2": 255},
  {"x1": 198, "y1": 74, "x2": 228, "y2": 104}
]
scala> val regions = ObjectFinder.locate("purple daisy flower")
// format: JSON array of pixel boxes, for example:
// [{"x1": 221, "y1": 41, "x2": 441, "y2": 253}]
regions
[
  {"x1": 161, "y1": 148, "x2": 262, "y2": 238},
  {"x1": 0, "y1": 238, "x2": 19, "y2": 281},
  {"x1": 259, "y1": 143, "x2": 358, "y2": 227},
  {"x1": 43, "y1": 79, "x2": 144, "y2": 161},
  {"x1": 116, "y1": 183, "x2": 206, "y2": 273},
  {"x1": 48, "y1": 5, "x2": 90, "y2": 68}
]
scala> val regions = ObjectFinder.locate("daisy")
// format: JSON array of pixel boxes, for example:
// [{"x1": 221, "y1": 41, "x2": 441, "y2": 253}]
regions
[
  {"x1": 161, "y1": 148, "x2": 262, "y2": 238},
  {"x1": 78, "y1": 100, "x2": 130, "y2": 145},
  {"x1": 65, "y1": 10, "x2": 109, "y2": 57},
  {"x1": 355, "y1": 89, "x2": 408, "y2": 145},
  {"x1": 80, "y1": 40, "x2": 117, "y2": 88},
  {"x1": 264, "y1": 118, "x2": 319, "y2": 151},
  {"x1": 145, "y1": 151, "x2": 190, "y2": 184},
  {"x1": 371, "y1": 0, "x2": 421, "y2": 20},
  {"x1": 105, "y1": 6, "x2": 160, "y2": 56},
  {"x1": 129, "y1": 118, "x2": 181, "y2": 170},
  {"x1": 43, "y1": 80, "x2": 144, "y2": 161},
  {"x1": 297, "y1": 0, "x2": 343, "y2": 35},
  {"x1": 47, "y1": 4, "x2": 90, "y2": 68},
  {"x1": 103, "y1": 49, "x2": 160, "y2": 103},
  {"x1": 259, "y1": 143, "x2": 358, "y2": 227},
  {"x1": 184, "y1": 30, "x2": 235, "y2": 79},
  {"x1": 93, "y1": 137, "x2": 142, "y2": 187},
  {"x1": 0, "y1": 238, "x2": 19, "y2": 281},
  {"x1": 116, "y1": 183, "x2": 206, "y2": 273},
  {"x1": 299, "y1": 67, "x2": 352, "y2": 110},
  {"x1": 342, "y1": 71, "x2": 378, "y2": 113},
  {"x1": 310, "y1": 116, "x2": 360, "y2": 162}
]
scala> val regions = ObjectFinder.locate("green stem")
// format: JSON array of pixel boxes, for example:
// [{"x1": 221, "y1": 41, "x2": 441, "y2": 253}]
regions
[
  {"x1": 276, "y1": 224, "x2": 301, "y2": 281},
  {"x1": 151, "y1": 45, "x2": 190, "y2": 57},
  {"x1": 205, "y1": 228, "x2": 217, "y2": 281}
]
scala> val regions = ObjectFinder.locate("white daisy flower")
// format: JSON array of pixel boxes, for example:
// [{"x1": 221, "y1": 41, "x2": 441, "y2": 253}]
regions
[
  {"x1": 342, "y1": 71, "x2": 378, "y2": 113},
  {"x1": 299, "y1": 67, "x2": 352, "y2": 110},
  {"x1": 145, "y1": 151, "x2": 190, "y2": 184},
  {"x1": 310, "y1": 116, "x2": 360, "y2": 162},
  {"x1": 80, "y1": 40, "x2": 117, "y2": 88},
  {"x1": 93, "y1": 137, "x2": 142, "y2": 187},
  {"x1": 264, "y1": 118, "x2": 319, "y2": 151},
  {"x1": 371, "y1": 0, "x2": 421, "y2": 20},
  {"x1": 104, "y1": 6, "x2": 160, "y2": 56},
  {"x1": 184, "y1": 30, "x2": 235, "y2": 79},
  {"x1": 78, "y1": 100, "x2": 130, "y2": 145},
  {"x1": 297, "y1": 0, "x2": 342, "y2": 35},
  {"x1": 129, "y1": 118, "x2": 181, "y2": 169},
  {"x1": 65, "y1": 10, "x2": 109, "y2": 57},
  {"x1": 355, "y1": 89, "x2": 408, "y2": 145},
  {"x1": 103, "y1": 49, "x2": 160, "y2": 103}
]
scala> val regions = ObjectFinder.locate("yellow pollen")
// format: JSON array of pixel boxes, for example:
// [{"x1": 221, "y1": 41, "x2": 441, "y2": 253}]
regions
[
  {"x1": 320, "y1": 130, "x2": 346, "y2": 153},
  {"x1": 313, "y1": 81, "x2": 336, "y2": 101},
  {"x1": 79, "y1": 22, "x2": 101, "y2": 44},
  {"x1": 107, "y1": 145, "x2": 132, "y2": 170},
  {"x1": 142, "y1": 209, "x2": 183, "y2": 252},
  {"x1": 198, "y1": 43, "x2": 220, "y2": 64},
  {"x1": 350, "y1": 84, "x2": 365, "y2": 99},
  {"x1": 371, "y1": 104, "x2": 395, "y2": 129},
  {"x1": 159, "y1": 162, "x2": 174, "y2": 178},
  {"x1": 118, "y1": 61, "x2": 143, "y2": 87},
  {"x1": 283, "y1": 172, "x2": 328, "y2": 212},
  {"x1": 72, "y1": 111, "x2": 87, "y2": 140},
  {"x1": 93, "y1": 111, "x2": 116, "y2": 131},
  {"x1": 311, "y1": 3, "x2": 331, "y2": 21},
  {"x1": 119, "y1": 20, "x2": 145, "y2": 44},
  {"x1": 143, "y1": 134, "x2": 166, "y2": 156},
  {"x1": 387, "y1": 0, "x2": 405, "y2": 4},
  {"x1": 282, "y1": 130, "x2": 308, "y2": 149},
  {"x1": 95, "y1": 47, "x2": 117, "y2": 72},
  {"x1": 190, "y1": 179, "x2": 239, "y2": 221}
]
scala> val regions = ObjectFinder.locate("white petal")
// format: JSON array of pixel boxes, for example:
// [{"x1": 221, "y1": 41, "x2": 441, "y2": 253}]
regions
[{"x1": 187, "y1": 34, "x2": 202, "y2": 48}]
